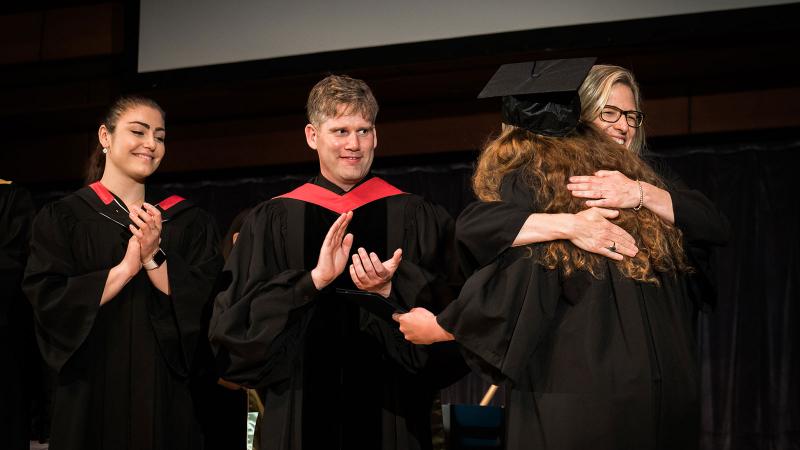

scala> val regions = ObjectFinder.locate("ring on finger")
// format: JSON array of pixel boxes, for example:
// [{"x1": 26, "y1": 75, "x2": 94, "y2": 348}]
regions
[{"x1": 606, "y1": 240, "x2": 617, "y2": 253}]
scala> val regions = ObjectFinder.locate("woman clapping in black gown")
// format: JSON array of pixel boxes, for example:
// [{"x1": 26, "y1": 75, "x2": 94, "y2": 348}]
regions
[{"x1": 24, "y1": 96, "x2": 223, "y2": 450}]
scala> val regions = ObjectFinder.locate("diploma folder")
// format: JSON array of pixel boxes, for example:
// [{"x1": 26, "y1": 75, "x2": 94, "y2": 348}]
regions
[{"x1": 334, "y1": 288, "x2": 408, "y2": 322}]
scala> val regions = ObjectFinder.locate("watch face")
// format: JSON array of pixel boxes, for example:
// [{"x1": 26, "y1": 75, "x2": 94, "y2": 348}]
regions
[{"x1": 152, "y1": 248, "x2": 167, "y2": 266}]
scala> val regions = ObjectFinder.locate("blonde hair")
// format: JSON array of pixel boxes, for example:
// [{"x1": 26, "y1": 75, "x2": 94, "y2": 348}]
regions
[
  {"x1": 306, "y1": 75, "x2": 379, "y2": 126},
  {"x1": 578, "y1": 65, "x2": 646, "y2": 154},
  {"x1": 473, "y1": 124, "x2": 689, "y2": 283}
]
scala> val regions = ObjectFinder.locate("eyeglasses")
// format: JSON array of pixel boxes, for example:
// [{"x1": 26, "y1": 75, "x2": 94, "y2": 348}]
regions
[{"x1": 599, "y1": 105, "x2": 645, "y2": 128}]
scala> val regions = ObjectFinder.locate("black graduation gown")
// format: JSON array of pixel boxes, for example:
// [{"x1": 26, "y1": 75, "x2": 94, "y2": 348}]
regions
[
  {"x1": 441, "y1": 168, "x2": 729, "y2": 450},
  {"x1": 456, "y1": 159, "x2": 730, "y2": 294},
  {"x1": 210, "y1": 175, "x2": 465, "y2": 450},
  {"x1": 0, "y1": 183, "x2": 35, "y2": 450},
  {"x1": 23, "y1": 184, "x2": 223, "y2": 450}
]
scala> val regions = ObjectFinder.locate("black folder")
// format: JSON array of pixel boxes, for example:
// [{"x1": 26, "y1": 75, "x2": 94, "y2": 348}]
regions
[{"x1": 334, "y1": 288, "x2": 408, "y2": 322}]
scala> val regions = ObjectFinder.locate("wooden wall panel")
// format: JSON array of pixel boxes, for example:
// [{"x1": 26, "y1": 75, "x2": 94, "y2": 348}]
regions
[
  {"x1": 6, "y1": 88, "x2": 800, "y2": 183},
  {"x1": 690, "y1": 87, "x2": 800, "y2": 134},
  {"x1": 160, "y1": 122, "x2": 310, "y2": 172},
  {"x1": 41, "y1": 3, "x2": 121, "y2": 60},
  {"x1": 644, "y1": 97, "x2": 690, "y2": 137},
  {"x1": 4, "y1": 133, "x2": 92, "y2": 183},
  {"x1": 0, "y1": 12, "x2": 42, "y2": 64},
  {"x1": 154, "y1": 112, "x2": 499, "y2": 174},
  {"x1": 1, "y1": 82, "x2": 93, "y2": 114},
  {"x1": 376, "y1": 112, "x2": 497, "y2": 156}
]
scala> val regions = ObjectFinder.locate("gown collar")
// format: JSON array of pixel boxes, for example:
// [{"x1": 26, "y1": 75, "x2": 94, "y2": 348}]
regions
[
  {"x1": 77, "y1": 182, "x2": 191, "y2": 231},
  {"x1": 276, "y1": 174, "x2": 405, "y2": 213},
  {"x1": 310, "y1": 174, "x2": 369, "y2": 195}
]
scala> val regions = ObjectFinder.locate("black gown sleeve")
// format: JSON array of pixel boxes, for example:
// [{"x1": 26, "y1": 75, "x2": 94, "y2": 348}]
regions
[
  {"x1": 437, "y1": 171, "x2": 560, "y2": 385},
  {"x1": 647, "y1": 157, "x2": 730, "y2": 246},
  {"x1": 389, "y1": 200, "x2": 462, "y2": 314},
  {"x1": 0, "y1": 185, "x2": 34, "y2": 327},
  {"x1": 645, "y1": 158, "x2": 730, "y2": 310},
  {"x1": 0, "y1": 184, "x2": 34, "y2": 450},
  {"x1": 457, "y1": 162, "x2": 731, "y2": 275},
  {"x1": 361, "y1": 199, "x2": 469, "y2": 385},
  {"x1": 437, "y1": 244, "x2": 560, "y2": 388},
  {"x1": 455, "y1": 170, "x2": 538, "y2": 274},
  {"x1": 23, "y1": 202, "x2": 106, "y2": 372},
  {"x1": 208, "y1": 202, "x2": 320, "y2": 388},
  {"x1": 148, "y1": 208, "x2": 224, "y2": 377},
  {"x1": 444, "y1": 170, "x2": 558, "y2": 386}
]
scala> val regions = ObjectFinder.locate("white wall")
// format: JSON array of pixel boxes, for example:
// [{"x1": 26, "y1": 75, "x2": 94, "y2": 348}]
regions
[{"x1": 138, "y1": 0, "x2": 795, "y2": 73}]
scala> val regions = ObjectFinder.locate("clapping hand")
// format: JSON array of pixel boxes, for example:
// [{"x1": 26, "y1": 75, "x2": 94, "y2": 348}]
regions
[
  {"x1": 311, "y1": 211, "x2": 354, "y2": 290},
  {"x1": 350, "y1": 247, "x2": 402, "y2": 298},
  {"x1": 128, "y1": 203, "x2": 163, "y2": 263}
]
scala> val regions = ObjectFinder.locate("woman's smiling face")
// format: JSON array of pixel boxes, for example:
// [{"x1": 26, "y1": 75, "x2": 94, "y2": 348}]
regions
[{"x1": 100, "y1": 105, "x2": 166, "y2": 181}]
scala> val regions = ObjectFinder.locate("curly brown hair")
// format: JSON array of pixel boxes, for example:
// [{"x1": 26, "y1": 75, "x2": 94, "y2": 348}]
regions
[{"x1": 473, "y1": 124, "x2": 690, "y2": 283}]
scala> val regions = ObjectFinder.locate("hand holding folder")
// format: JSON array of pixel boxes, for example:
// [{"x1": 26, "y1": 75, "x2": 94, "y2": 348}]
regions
[{"x1": 334, "y1": 288, "x2": 407, "y2": 323}]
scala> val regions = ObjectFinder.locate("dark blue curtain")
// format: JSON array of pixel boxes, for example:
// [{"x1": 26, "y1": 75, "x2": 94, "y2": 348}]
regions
[{"x1": 664, "y1": 141, "x2": 800, "y2": 450}]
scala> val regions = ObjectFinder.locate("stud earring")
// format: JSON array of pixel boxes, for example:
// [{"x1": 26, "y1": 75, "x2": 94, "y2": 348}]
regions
[{"x1": 102, "y1": 148, "x2": 108, "y2": 154}]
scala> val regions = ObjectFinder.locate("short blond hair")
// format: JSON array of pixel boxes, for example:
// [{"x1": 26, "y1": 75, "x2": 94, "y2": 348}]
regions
[
  {"x1": 578, "y1": 65, "x2": 645, "y2": 154},
  {"x1": 306, "y1": 75, "x2": 379, "y2": 126}
]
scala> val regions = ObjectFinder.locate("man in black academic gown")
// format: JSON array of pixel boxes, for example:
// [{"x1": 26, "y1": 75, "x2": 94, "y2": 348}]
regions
[
  {"x1": 0, "y1": 180, "x2": 35, "y2": 450},
  {"x1": 209, "y1": 75, "x2": 464, "y2": 450}
]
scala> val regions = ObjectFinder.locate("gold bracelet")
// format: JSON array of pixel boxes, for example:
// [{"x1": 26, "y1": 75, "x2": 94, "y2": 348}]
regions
[{"x1": 633, "y1": 180, "x2": 644, "y2": 211}]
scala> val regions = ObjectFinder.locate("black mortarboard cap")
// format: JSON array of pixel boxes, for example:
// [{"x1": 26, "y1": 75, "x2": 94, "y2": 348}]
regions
[{"x1": 478, "y1": 57, "x2": 597, "y2": 136}]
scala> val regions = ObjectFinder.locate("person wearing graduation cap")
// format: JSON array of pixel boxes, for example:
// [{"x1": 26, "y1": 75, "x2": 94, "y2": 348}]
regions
[
  {"x1": 209, "y1": 74, "x2": 465, "y2": 450},
  {"x1": 394, "y1": 58, "x2": 726, "y2": 450},
  {"x1": 23, "y1": 96, "x2": 225, "y2": 450},
  {"x1": 456, "y1": 61, "x2": 728, "y2": 284}
]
